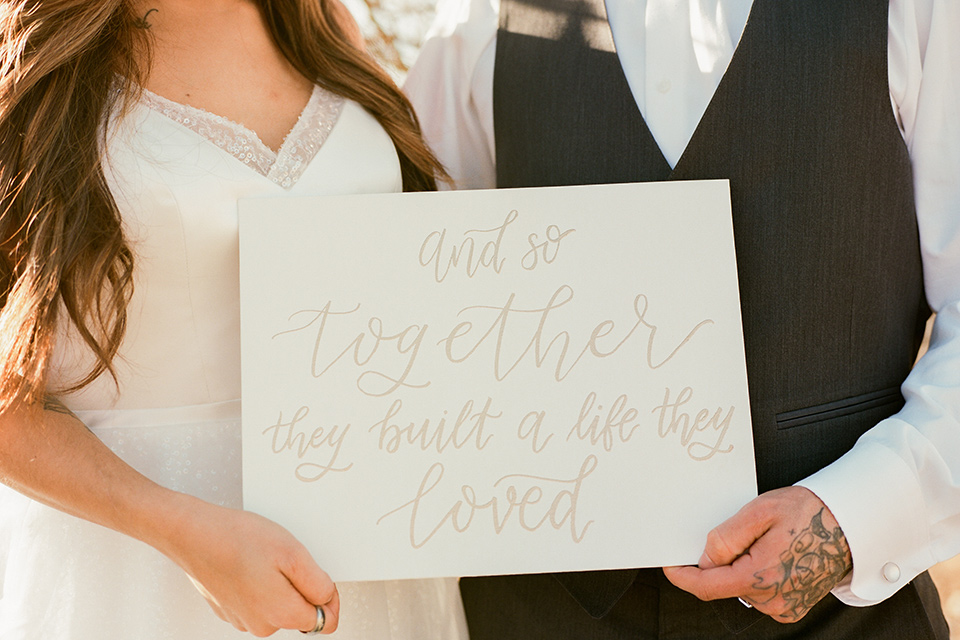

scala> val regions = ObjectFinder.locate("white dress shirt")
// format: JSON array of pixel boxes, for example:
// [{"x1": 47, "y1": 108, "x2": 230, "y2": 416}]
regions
[{"x1": 404, "y1": 0, "x2": 960, "y2": 607}]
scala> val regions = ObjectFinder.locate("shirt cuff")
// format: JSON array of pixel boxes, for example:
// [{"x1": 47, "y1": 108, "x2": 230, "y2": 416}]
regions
[{"x1": 796, "y1": 419, "x2": 937, "y2": 606}]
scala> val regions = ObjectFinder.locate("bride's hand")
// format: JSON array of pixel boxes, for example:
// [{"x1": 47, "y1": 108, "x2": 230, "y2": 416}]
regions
[
  {"x1": 0, "y1": 402, "x2": 338, "y2": 636},
  {"x1": 160, "y1": 497, "x2": 339, "y2": 636}
]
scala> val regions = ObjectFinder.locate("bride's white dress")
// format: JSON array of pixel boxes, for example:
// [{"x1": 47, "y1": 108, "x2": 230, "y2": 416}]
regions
[{"x1": 0, "y1": 85, "x2": 469, "y2": 639}]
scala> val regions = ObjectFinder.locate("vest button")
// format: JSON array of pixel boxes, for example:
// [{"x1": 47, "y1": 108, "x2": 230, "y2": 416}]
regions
[
  {"x1": 657, "y1": 79, "x2": 672, "y2": 94},
  {"x1": 882, "y1": 562, "x2": 901, "y2": 583}
]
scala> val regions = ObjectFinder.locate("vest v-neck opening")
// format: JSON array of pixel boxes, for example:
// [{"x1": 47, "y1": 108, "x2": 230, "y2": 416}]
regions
[
  {"x1": 595, "y1": 0, "x2": 759, "y2": 175},
  {"x1": 140, "y1": 84, "x2": 345, "y2": 189},
  {"x1": 667, "y1": 1, "x2": 759, "y2": 175}
]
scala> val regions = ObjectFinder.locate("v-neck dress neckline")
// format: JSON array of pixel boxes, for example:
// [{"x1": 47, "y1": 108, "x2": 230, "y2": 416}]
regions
[{"x1": 139, "y1": 84, "x2": 345, "y2": 189}]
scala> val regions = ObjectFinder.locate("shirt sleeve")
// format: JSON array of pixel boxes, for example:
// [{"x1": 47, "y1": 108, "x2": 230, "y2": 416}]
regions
[
  {"x1": 797, "y1": 0, "x2": 960, "y2": 606},
  {"x1": 404, "y1": 0, "x2": 499, "y2": 190}
]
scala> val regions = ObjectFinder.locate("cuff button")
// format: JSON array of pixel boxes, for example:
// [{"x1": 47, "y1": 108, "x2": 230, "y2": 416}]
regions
[{"x1": 882, "y1": 562, "x2": 901, "y2": 583}]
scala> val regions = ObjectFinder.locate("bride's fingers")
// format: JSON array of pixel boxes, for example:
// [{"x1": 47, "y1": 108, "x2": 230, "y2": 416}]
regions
[
  {"x1": 295, "y1": 589, "x2": 341, "y2": 634},
  {"x1": 283, "y1": 545, "x2": 340, "y2": 633},
  {"x1": 187, "y1": 574, "x2": 231, "y2": 624},
  {"x1": 205, "y1": 599, "x2": 247, "y2": 633},
  {"x1": 173, "y1": 504, "x2": 340, "y2": 634},
  {"x1": 209, "y1": 605, "x2": 228, "y2": 623},
  {"x1": 322, "y1": 589, "x2": 341, "y2": 634}
]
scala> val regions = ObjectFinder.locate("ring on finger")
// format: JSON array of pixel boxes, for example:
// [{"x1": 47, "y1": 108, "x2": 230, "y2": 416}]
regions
[
  {"x1": 302, "y1": 605, "x2": 325, "y2": 635},
  {"x1": 738, "y1": 597, "x2": 753, "y2": 609}
]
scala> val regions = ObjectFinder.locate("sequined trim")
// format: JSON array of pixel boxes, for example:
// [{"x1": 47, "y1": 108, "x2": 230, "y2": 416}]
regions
[{"x1": 140, "y1": 85, "x2": 345, "y2": 189}]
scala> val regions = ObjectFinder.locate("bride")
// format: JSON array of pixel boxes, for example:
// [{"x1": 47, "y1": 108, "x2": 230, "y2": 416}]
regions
[{"x1": 0, "y1": 0, "x2": 467, "y2": 638}]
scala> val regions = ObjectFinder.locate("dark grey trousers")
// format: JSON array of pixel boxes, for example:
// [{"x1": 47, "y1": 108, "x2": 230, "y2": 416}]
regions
[{"x1": 460, "y1": 569, "x2": 950, "y2": 639}]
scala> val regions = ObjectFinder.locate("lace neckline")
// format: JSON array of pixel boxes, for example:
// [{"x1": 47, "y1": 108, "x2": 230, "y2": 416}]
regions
[{"x1": 139, "y1": 85, "x2": 345, "y2": 189}]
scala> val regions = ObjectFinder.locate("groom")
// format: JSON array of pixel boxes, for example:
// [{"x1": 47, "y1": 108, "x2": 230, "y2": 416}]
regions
[{"x1": 405, "y1": 0, "x2": 959, "y2": 637}]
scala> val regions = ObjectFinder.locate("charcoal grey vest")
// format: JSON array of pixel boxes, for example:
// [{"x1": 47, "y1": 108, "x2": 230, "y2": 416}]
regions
[{"x1": 494, "y1": 0, "x2": 930, "y2": 617}]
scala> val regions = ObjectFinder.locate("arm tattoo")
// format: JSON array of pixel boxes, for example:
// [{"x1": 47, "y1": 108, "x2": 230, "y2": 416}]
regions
[
  {"x1": 753, "y1": 508, "x2": 851, "y2": 621},
  {"x1": 133, "y1": 8, "x2": 158, "y2": 29}
]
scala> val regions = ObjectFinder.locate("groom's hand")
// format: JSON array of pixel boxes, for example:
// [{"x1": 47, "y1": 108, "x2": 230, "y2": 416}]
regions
[{"x1": 663, "y1": 486, "x2": 852, "y2": 623}]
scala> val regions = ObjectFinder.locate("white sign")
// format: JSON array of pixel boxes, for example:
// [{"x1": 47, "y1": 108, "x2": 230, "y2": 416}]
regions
[{"x1": 239, "y1": 181, "x2": 756, "y2": 582}]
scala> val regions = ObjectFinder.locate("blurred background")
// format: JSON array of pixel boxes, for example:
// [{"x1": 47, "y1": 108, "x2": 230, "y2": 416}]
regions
[
  {"x1": 344, "y1": 3, "x2": 960, "y2": 635},
  {"x1": 343, "y1": 0, "x2": 435, "y2": 83}
]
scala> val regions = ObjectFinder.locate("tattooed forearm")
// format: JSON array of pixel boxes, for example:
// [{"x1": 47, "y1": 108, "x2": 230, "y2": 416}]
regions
[
  {"x1": 133, "y1": 8, "x2": 158, "y2": 30},
  {"x1": 753, "y1": 508, "x2": 852, "y2": 621}
]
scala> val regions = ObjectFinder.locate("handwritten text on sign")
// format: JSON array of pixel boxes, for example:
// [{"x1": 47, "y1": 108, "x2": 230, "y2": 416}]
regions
[{"x1": 239, "y1": 181, "x2": 756, "y2": 582}]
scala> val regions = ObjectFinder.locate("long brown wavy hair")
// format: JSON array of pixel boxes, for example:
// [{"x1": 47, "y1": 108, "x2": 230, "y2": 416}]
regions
[{"x1": 0, "y1": 0, "x2": 446, "y2": 412}]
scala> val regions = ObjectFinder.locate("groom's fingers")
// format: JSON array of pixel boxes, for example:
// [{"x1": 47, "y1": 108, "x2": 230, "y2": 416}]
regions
[
  {"x1": 697, "y1": 493, "x2": 779, "y2": 569},
  {"x1": 664, "y1": 562, "x2": 751, "y2": 601},
  {"x1": 664, "y1": 487, "x2": 852, "y2": 623},
  {"x1": 665, "y1": 530, "x2": 783, "y2": 602}
]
